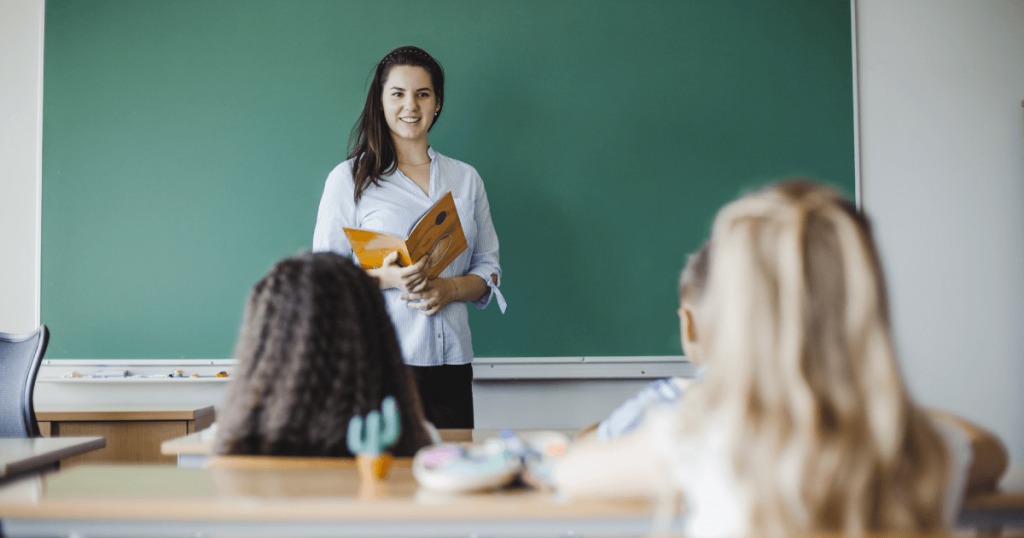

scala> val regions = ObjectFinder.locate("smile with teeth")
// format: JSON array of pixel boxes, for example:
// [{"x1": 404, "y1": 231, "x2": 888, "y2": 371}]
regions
[{"x1": 400, "y1": 117, "x2": 421, "y2": 123}]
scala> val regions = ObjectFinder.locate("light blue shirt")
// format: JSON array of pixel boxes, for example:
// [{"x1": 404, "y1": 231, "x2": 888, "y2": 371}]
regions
[
  {"x1": 312, "y1": 147, "x2": 506, "y2": 366},
  {"x1": 596, "y1": 367, "x2": 706, "y2": 442}
]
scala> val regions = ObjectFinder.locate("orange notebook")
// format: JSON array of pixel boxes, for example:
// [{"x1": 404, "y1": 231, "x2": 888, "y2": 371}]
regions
[{"x1": 343, "y1": 192, "x2": 468, "y2": 279}]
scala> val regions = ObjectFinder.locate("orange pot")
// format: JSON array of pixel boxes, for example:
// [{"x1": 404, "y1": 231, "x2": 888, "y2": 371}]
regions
[{"x1": 356, "y1": 453, "x2": 394, "y2": 481}]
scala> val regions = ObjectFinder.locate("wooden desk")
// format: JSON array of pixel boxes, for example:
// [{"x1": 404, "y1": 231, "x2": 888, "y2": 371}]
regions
[
  {"x1": 161, "y1": 428, "x2": 577, "y2": 468},
  {"x1": 36, "y1": 405, "x2": 215, "y2": 467},
  {"x1": 0, "y1": 464, "x2": 655, "y2": 537},
  {"x1": 0, "y1": 437, "x2": 105, "y2": 484},
  {"x1": 1, "y1": 463, "x2": 1017, "y2": 537}
]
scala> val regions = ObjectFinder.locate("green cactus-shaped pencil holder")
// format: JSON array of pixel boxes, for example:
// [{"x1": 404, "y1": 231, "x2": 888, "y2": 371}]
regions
[{"x1": 347, "y1": 396, "x2": 401, "y2": 481}]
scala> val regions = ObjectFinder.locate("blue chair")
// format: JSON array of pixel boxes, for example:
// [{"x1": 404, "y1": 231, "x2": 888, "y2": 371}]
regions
[{"x1": 0, "y1": 325, "x2": 48, "y2": 438}]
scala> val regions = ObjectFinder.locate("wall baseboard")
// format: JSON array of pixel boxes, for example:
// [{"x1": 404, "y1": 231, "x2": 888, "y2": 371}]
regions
[{"x1": 34, "y1": 357, "x2": 697, "y2": 428}]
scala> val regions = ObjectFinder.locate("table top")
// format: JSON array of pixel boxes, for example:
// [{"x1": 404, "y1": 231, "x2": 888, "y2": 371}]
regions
[
  {"x1": 0, "y1": 463, "x2": 1019, "y2": 535},
  {"x1": 35, "y1": 405, "x2": 215, "y2": 421},
  {"x1": 162, "y1": 428, "x2": 577, "y2": 455},
  {"x1": 0, "y1": 437, "x2": 106, "y2": 478},
  {"x1": 0, "y1": 464, "x2": 651, "y2": 522}
]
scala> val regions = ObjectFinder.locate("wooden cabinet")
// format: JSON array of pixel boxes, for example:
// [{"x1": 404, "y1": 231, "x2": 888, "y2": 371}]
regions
[{"x1": 36, "y1": 406, "x2": 214, "y2": 467}]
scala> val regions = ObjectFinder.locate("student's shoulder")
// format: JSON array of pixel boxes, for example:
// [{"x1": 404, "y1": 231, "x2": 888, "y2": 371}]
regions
[{"x1": 927, "y1": 409, "x2": 1008, "y2": 494}]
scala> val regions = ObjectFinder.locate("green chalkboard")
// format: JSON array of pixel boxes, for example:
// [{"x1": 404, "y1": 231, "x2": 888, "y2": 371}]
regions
[{"x1": 42, "y1": 0, "x2": 854, "y2": 359}]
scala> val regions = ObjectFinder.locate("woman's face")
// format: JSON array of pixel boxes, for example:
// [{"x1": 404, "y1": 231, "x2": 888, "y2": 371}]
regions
[{"x1": 381, "y1": 65, "x2": 437, "y2": 143}]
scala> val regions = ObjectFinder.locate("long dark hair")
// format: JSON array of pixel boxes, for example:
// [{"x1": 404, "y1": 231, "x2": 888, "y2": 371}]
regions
[
  {"x1": 214, "y1": 252, "x2": 432, "y2": 457},
  {"x1": 348, "y1": 46, "x2": 445, "y2": 202}
]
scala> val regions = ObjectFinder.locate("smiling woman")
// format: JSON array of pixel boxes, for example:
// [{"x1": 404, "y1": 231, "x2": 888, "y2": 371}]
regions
[{"x1": 312, "y1": 46, "x2": 507, "y2": 429}]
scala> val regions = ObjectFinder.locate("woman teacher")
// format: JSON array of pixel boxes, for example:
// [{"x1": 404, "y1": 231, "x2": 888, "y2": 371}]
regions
[{"x1": 313, "y1": 46, "x2": 506, "y2": 429}]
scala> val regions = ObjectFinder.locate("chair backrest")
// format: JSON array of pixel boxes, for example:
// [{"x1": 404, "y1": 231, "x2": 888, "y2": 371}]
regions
[{"x1": 0, "y1": 325, "x2": 48, "y2": 437}]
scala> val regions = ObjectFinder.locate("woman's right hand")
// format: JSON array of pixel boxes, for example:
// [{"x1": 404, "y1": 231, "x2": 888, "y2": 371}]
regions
[{"x1": 367, "y1": 251, "x2": 429, "y2": 292}]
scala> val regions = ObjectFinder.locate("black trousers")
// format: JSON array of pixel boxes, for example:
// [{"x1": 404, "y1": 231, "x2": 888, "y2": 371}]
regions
[{"x1": 407, "y1": 363, "x2": 474, "y2": 429}]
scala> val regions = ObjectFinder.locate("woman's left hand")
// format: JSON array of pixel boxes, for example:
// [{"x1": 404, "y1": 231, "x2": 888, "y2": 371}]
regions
[{"x1": 401, "y1": 278, "x2": 457, "y2": 316}]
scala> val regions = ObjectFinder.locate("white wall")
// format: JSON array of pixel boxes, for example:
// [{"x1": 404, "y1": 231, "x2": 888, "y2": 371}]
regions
[
  {"x1": 0, "y1": 0, "x2": 44, "y2": 334},
  {"x1": 857, "y1": 0, "x2": 1024, "y2": 488}
]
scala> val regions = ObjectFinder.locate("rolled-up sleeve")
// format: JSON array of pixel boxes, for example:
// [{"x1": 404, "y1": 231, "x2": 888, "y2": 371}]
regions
[
  {"x1": 312, "y1": 165, "x2": 357, "y2": 258},
  {"x1": 464, "y1": 175, "x2": 506, "y2": 312}
]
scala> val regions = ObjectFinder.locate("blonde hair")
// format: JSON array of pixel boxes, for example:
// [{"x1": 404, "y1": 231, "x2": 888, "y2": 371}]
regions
[{"x1": 679, "y1": 181, "x2": 949, "y2": 535}]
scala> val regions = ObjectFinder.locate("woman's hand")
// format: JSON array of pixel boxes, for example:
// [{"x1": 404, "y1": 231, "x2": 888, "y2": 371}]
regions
[
  {"x1": 366, "y1": 251, "x2": 429, "y2": 292},
  {"x1": 402, "y1": 278, "x2": 458, "y2": 316}
]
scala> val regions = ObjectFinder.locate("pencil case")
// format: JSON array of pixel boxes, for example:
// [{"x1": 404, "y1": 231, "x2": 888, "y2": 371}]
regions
[{"x1": 412, "y1": 439, "x2": 521, "y2": 493}]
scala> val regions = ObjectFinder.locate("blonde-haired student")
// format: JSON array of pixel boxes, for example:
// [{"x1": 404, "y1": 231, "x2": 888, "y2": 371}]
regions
[{"x1": 555, "y1": 181, "x2": 979, "y2": 537}]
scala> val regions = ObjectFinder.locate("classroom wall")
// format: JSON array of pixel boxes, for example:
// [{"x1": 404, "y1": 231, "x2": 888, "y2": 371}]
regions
[
  {"x1": 856, "y1": 0, "x2": 1024, "y2": 488},
  {"x1": 0, "y1": 0, "x2": 43, "y2": 335}
]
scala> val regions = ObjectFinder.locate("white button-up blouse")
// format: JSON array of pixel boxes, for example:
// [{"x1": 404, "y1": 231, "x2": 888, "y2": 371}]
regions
[{"x1": 312, "y1": 147, "x2": 506, "y2": 366}]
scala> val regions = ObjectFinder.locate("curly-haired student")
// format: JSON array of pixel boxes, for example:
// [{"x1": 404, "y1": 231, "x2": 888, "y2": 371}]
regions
[{"x1": 214, "y1": 252, "x2": 435, "y2": 457}]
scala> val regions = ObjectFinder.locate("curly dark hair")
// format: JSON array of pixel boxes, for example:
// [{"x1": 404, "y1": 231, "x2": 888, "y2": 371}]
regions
[{"x1": 214, "y1": 252, "x2": 432, "y2": 457}]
